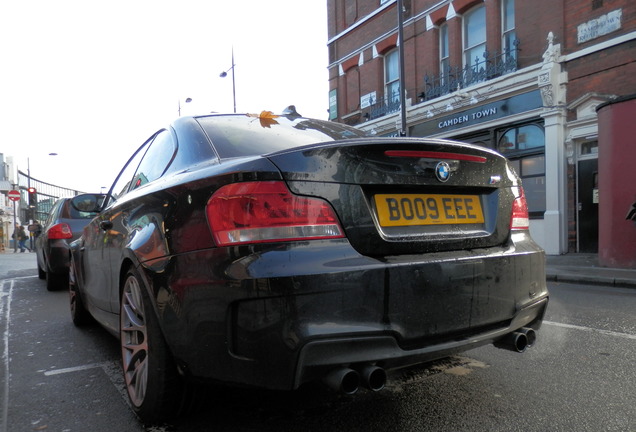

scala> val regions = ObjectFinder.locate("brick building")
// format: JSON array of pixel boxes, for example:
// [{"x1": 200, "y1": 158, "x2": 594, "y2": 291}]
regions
[{"x1": 327, "y1": 0, "x2": 636, "y2": 256}]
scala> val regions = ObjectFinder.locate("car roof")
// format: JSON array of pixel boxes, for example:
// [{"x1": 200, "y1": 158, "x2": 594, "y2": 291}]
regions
[{"x1": 178, "y1": 113, "x2": 367, "y2": 159}]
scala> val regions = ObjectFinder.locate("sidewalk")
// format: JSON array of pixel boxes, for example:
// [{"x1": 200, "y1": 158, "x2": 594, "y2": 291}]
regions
[
  {"x1": 0, "y1": 248, "x2": 38, "y2": 279},
  {"x1": 546, "y1": 253, "x2": 636, "y2": 288}
]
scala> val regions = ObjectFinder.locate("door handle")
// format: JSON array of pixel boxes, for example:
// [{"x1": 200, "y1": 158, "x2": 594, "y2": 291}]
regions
[{"x1": 99, "y1": 220, "x2": 113, "y2": 231}]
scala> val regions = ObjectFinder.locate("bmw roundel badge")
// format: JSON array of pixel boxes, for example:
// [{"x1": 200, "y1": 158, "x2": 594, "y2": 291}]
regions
[{"x1": 435, "y1": 161, "x2": 451, "y2": 182}]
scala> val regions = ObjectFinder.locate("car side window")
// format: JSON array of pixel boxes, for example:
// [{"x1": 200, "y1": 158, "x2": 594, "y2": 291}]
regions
[
  {"x1": 105, "y1": 138, "x2": 153, "y2": 208},
  {"x1": 129, "y1": 130, "x2": 176, "y2": 191},
  {"x1": 46, "y1": 200, "x2": 63, "y2": 226}
]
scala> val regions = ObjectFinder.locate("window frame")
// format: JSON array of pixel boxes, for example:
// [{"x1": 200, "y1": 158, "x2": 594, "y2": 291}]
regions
[
  {"x1": 104, "y1": 134, "x2": 156, "y2": 209},
  {"x1": 463, "y1": 5, "x2": 487, "y2": 69},
  {"x1": 501, "y1": 0, "x2": 517, "y2": 60},
  {"x1": 384, "y1": 49, "x2": 400, "y2": 103},
  {"x1": 440, "y1": 22, "x2": 450, "y2": 82},
  {"x1": 129, "y1": 129, "x2": 177, "y2": 192}
]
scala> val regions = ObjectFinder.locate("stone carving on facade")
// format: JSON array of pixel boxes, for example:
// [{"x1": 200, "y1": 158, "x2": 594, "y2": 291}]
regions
[
  {"x1": 538, "y1": 32, "x2": 566, "y2": 109},
  {"x1": 565, "y1": 134, "x2": 575, "y2": 165},
  {"x1": 542, "y1": 32, "x2": 560, "y2": 64},
  {"x1": 540, "y1": 85, "x2": 554, "y2": 107}
]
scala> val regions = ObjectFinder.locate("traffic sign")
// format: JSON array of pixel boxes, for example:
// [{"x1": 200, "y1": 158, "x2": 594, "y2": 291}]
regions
[{"x1": 8, "y1": 190, "x2": 20, "y2": 202}]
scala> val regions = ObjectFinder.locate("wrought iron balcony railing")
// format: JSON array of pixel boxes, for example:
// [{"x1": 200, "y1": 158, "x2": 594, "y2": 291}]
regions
[
  {"x1": 356, "y1": 40, "x2": 519, "y2": 126},
  {"x1": 364, "y1": 92, "x2": 402, "y2": 121},
  {"x1": 420, "y1": 40, "x2": 519, "y2": 101}
]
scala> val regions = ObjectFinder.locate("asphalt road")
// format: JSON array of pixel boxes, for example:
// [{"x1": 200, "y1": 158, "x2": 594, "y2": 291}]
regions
[{"x1": 1, "y1": 255, "x2": 635, "y2": 432}]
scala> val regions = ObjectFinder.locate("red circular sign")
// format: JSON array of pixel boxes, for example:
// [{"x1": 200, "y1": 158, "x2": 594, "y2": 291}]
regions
[{"x1": 8, "y1": 190, "x2": 20, "y2": 202}]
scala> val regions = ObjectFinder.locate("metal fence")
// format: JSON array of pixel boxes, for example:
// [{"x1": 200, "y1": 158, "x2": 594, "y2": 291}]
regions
[{"x1": 17, "y1": 170, "x2": 85, "y2": 223}]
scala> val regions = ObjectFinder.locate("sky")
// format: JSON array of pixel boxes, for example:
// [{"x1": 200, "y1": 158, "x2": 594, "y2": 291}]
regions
[{"x1": 0, "y1": 0, "x2": 330, "y2": 193}]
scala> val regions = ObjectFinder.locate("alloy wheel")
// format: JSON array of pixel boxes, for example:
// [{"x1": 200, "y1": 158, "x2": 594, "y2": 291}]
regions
[{"x1": 120, "y1": 274, "x2": 149, "y2": 408}]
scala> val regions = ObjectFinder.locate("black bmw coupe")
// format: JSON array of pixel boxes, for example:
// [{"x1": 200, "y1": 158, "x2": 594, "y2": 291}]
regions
[{"x1": 69, "y1": 110, "x2": 548, "y2": 423}]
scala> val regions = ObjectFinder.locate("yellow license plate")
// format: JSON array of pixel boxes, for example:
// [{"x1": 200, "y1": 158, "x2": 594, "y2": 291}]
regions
[{"x1": 374, "y1": 193, "x2": 485, "y2": 227}]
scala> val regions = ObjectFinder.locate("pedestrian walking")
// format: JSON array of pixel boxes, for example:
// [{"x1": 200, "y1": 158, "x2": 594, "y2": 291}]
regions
[
  {"x1": 11, "y1": 223, "x2": 18, "y2": 252},
  {"x1": 17, "y1": 225, "x2": 30, "y2": 253}
]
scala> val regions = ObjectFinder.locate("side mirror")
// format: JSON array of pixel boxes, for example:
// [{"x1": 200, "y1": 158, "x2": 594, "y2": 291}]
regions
[
  {"x1": 627, "y1": 202, "x2": 636, "y2": 221},
  {"x1": 71, "y1": 194, "x2": 107, "y2": 213}
]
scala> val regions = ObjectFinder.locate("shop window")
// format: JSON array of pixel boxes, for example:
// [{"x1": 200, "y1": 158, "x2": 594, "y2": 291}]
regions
[
  {"x1": 464, "y1": 5, "x2": 486, "y2": 69},
  {"x1": 498, "y1": 123, "x2": 546, "y2": 218},
  {"x1": 385, "y1": 49, "x2": 400, "y2": 104},
  {"x1": 498, "y1": 124, "x2": 544, "y2": 153}
]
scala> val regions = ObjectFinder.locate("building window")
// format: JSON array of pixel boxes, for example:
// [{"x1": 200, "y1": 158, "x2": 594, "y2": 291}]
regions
[
  {"x1": 385, "y1": 49, "x2": 400, "y2": 104},
  {"x1": 464, "y1": 5, "x2": 487, "y2": 69},
  {"x1": 580, "y1": 140, "x2": 598, "y2": 156},
  {"x1": 502, "y1": 0, "x2": 516, "y2": 60},
  {"x1": 497, "y1": 123, "x2": 546, "y2": 218},
  {"x1": 440, "y1": 23, "x2": 450, "y2": 82}
]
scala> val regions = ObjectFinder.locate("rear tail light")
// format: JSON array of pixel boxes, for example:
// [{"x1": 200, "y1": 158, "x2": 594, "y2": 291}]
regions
[
  {"x1": 510, "y1": 188, "x2": 530, "y2": 230},
  {"x1": 206, "y1": 181, "x2": 345, "y2": 246},
  {"x1": 48, "y1": 223, "x2": 73, "y2": 239}
]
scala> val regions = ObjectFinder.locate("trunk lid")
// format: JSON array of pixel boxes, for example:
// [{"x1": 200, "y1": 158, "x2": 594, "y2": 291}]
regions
[{"x1": 267, "y1": 138, "x2": 518, "y2": 257}]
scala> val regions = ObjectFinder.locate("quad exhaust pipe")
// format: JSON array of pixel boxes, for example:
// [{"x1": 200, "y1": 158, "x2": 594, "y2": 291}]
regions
[
  {"x1": 323, "y1": 327, "x2": 537, "y2": 394},
  {"x1": 323, "y1": 368, "x2": 360, "y2": 395},
  {"x1": 323, "y1": 364, "x2": 387, "y2": 394},
  {"x1": 358, "y1": 364, "x2": 387, "y2": 392},
  {"x1": 495, "y1": 327, "x2": 537, "y2": 353}
]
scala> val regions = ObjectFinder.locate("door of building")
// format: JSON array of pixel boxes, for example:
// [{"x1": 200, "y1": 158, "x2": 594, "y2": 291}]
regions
[{"x1": 577, "y1": 158, "x2": 599, "y2": 252}]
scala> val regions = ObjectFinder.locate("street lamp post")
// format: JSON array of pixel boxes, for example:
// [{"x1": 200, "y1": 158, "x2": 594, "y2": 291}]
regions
[
  {"x1": 397, "y1": 0, "x2": 408, "y2": 136},
  {"x1": 178, "y1": 97, "x2": 192, "y2": 116},
  {"x1": 219, "y1": 48, "x2": 237, "y2": 113}
]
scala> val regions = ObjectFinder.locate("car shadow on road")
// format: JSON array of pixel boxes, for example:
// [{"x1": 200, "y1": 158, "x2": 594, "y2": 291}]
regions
[{"x1": 160, "y1": 356, "x2": 481, "y2": 432}]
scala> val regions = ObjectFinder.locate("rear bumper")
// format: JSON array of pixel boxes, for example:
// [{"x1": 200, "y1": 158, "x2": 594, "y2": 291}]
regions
[
  {"x1": 45, "y1": 240, "x2": 71, "y2": 275},
  {"x1": 147, "y1": 234, "x2": 547, "y2": 390},
  {"x1": 294, "y1": 297, "x2": 547, "y2": 387}
]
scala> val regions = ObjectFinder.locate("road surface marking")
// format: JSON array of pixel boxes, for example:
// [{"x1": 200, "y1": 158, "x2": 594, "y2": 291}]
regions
[
  {"x1": 544, "y1": 320, "x2": 636, "y2": 341},
  {"x1": 0, "y1": 275, "x2": 36, "y2": 282},
  {"x1": 1, "y1": 280, "x2": 15, "y2": 432},
  {"x1": 44, "y1": 363, "x2": 112, "y2": 376}
]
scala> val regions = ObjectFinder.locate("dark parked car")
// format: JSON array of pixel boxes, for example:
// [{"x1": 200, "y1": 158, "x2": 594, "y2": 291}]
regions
[
  {"x1": 69, "y1": 110, "x2": 548, "y2": 423},
  {"x1": 35, "y1": 196, "x2": 103, "y2": 291}
]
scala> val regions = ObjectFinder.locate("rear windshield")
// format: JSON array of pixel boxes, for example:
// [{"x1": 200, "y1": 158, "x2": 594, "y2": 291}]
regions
[
  {"x1": 195, "y1": 115, "x2": 366, "y2": 159},
  {"x1": 61, "y1": 201, "x2": 99, "y2": 219}
]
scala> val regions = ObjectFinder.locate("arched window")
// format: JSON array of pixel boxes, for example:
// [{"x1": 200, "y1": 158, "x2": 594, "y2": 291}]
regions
[
  {"x1": 498, "y1": 124, "x2": 544, "y2": 153},
  {"x1": 498, "y1": 123, "x2": 546, "y2": 218}
]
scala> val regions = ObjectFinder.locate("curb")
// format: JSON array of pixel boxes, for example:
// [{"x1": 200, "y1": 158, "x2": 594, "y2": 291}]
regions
[{"x1": 546, "y1": 272, "x2": 636, "y2": 288}]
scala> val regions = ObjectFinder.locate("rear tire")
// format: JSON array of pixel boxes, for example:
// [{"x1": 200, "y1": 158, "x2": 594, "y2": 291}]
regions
[
  {"x1": 37, "y1": 263, "x2": 46, "y2": 280},
  {"x1": 69, "y1": 259, "x2": 93, "y2": 326},
  {"x1": 120, "y1": 267, "x2": 185, "y2": 424},
  {"x1": 46, "y1": 271, "x2": 68, "y2": 292}
]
